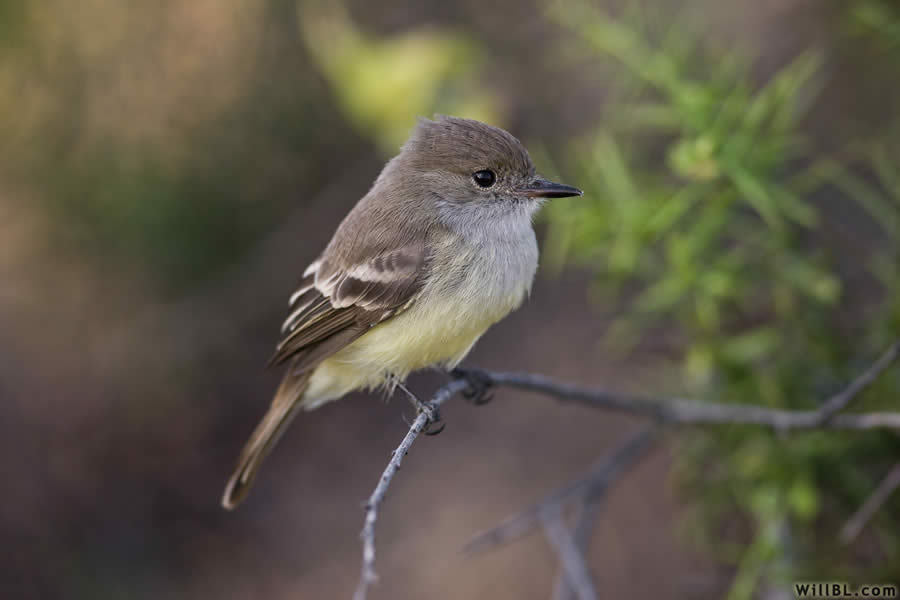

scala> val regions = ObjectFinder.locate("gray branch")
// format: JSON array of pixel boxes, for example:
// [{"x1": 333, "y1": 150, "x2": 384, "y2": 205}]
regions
[
  {"x1": 352, "y1": 378, "x2": 468, "y2": 600},
  {"x1": 814, "y1": 341, "x2": 899, "y2": 424},
  {"x1": 479, "y1": 340, "x2": 900, "y2": 431},
  {"x1": 840, "y1": 461, "x2": 900, "y2": 544},
  {"x1": 541, "y1": 504, "x2": 598, "y2": 600},
  {"x1": 552, "y1": 486, "x2": 605, "y2": 600},
  {"x1": 352, "y1": 341, "x2": 899, "y2": 599},
  {"x1": 463, "y1": 426, "x2": 659, "y2": 555}
]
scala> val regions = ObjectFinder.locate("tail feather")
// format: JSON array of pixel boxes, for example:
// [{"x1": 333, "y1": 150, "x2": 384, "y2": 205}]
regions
[{"x1": 222, "y1": 367, "x2": 312, "y2": 510}]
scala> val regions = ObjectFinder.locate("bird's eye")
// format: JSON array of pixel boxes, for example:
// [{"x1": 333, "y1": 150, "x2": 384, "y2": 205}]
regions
[{"x1": 472, "y1": 169, "x2": 496, "y2": 188}]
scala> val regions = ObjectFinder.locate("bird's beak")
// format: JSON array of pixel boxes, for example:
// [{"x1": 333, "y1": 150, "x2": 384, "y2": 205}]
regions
[{"x1": 518, "y1": 178, "x2": 583, "y2": 199}]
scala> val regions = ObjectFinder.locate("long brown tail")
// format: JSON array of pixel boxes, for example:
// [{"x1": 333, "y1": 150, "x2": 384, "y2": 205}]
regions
[{"x1": 222, "y1": 367, "x2": 312, "y2": 509}]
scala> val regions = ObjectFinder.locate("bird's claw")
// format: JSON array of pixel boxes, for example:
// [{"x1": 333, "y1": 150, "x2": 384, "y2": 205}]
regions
[
  {"x1": 450, "y1": 367, "x2": 494, "y2": 406},
  {"x1": 418, "y1": 401, "x2": 445, "y2": 435},
  {"x1": 423, "y1": 420, "x2": 446, "y2": 436},
  {"x1": 401, "y1": 401, "x2": 445, "y2": 435}
]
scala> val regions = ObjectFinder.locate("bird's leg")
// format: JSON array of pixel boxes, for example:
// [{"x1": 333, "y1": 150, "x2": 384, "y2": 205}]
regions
[
  {"x1": 393, "y1": 378, "x2": 419, "y2": 410},
  {"x1": 395, "y1": 379, "x2": 445, "y2": 436},
  {"x1": 449, "y1": 367, "x2": 494, "y2": 406}
]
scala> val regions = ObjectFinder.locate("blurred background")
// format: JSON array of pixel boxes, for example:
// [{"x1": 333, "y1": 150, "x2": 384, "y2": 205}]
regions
[{"x1": 2, "y1": 0, "x2": 899, "y2": 598}]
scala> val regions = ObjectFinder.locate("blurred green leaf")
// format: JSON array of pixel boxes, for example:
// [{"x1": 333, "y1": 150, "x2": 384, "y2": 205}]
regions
[
  {"x1": 542, "y1": 0, "x2": 900, "y2": 583},
  {"x1": 721, "y1": 327, "x2": 780, "y2": 364},
  {"x1": 788, "y1": 477, "x2": 820, "y2": 521},
  {"x1": 298, "y1": 0, "x2": 499, "y2": 154}
]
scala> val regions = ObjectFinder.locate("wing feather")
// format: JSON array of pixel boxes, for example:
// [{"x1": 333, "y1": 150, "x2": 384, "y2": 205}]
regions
[{"x1": 269, "y1": 241, "x2": 429, "y2": 369}]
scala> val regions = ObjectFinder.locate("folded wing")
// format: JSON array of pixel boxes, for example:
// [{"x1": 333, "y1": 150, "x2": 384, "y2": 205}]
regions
[{"x1": 270, "y1": 239, "x2": 429, "y2": 370}]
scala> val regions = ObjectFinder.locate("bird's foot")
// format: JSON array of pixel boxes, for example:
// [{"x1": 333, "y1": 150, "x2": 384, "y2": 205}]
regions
[
  {"x1": 418, "y1": 401, "x2": 445, "y2": 436},
  {"x1": 397, "y1": 381, "x2": 445, "y2": 435},
  {"x1": 449, "y1": 367, "x2": 494, "y2": 406}
]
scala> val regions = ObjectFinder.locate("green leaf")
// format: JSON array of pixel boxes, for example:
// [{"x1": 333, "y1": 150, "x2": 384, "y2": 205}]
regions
[
  {"x1": 788, "y1": 478, "x2": 820, "y2": 521},
  {"x1": 721, "y1": 327, "x2": 780, "y2": 364},
  {"x1": 727, "y1": 164, "x2": 784, "y2": 230}
]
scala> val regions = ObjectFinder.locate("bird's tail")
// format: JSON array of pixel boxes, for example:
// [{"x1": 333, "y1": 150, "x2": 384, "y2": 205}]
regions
[{"x1": 222, "y1": 365, "x2": 312, "y2": 510}]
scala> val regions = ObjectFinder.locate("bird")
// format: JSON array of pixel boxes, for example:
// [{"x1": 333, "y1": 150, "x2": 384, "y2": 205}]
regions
[{"x1": 222, "y1": 115, "x2": 582, "y2": 509}]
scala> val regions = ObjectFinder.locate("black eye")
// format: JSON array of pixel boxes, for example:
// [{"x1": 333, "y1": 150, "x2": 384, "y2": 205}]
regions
[{"x1": 472, "y1": 169, "x2": 496, "y2": 188}]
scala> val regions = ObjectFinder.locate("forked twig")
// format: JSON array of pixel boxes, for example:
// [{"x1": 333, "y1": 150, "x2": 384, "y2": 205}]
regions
[
  {"x1": 552, "y1": 492, "x2": 605, "y2": 600},
  {"x1": 463, "y1": 426, "x2": 658, "y2": 555},
  {"x1": 353, "y1": 379, "x2": 468, "y2": 600},
  {"x1": 352, "y1": 342, "x2": 899, "y2": 599},
  {"x1": 541, "y1": 504, "x2": 599, "y2": 600}
]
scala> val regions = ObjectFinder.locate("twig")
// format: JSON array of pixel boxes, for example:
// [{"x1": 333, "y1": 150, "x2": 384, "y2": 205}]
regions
[
  {"x1": 463, "y1": 426, "x2": 659, "y2": 554},
  {"x1": 351, "y1": 342, "x2": 899, "y2": 598},
  {"x1": 552, "y1": 492, "x2": 604, "y2": 600},
  {"x1": 353, "y1": 378, "x2": 469, "y2": 600},
  {"x1": 814, "y1": 341, "x2": 900, "y2": 424},
  {"x1": 474, "y1": 341, "x2": 900, "y2": 431},
  {"x1": 840, "y1": 461, "x2": 900, "y2": 544},
  {"x1": 541, "y1": 504, "x2": 598, "y2": 600}
]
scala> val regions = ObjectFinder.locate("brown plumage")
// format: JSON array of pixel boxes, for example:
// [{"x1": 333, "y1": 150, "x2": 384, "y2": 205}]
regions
[
  {"x1": 222, "y1": 208, "x2": 433, "y2": 508},
  {"x1": 221, "y1": 116, "x2": 581, "y2": 509},
  {"x1": 222, "y1": 238, "x2": 431, "y2": 509}
]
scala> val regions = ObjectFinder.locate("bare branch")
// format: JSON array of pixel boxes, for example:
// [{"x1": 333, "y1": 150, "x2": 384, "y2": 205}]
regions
[
  {"x1": 840, "y1": 461, "x2": 900, "y2": 544},
  {"x1": 541, "y1": 504, "x2": 598, "y2": 600},
  {"x1": 353, "y1": 378, "x2": 468, "y2": 600},
  {"x1": 475, "y1": 341, "x2": 900, "y2": 431},
  {"x1": 351, "y1": 342, "x2": 899, "y2": 598},
  {"x1": 814, "y1": 341, "x2": 900, "y2": 424},
  {"x1": 552, "y1": 494, "x2": 604, "y2": 600},
  {"x1": 463, "y1": 426, "x2": 659, "y2": 555}
]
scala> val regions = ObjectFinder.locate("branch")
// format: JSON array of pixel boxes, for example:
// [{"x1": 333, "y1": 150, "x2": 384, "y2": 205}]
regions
[
  {"x1": 352, "y1": 378, "x2": 469, "y2": 600},
  {"x1": 463, "y1": 426, "x2": 658, "y2": 555},
  {"x1": 814, "y1": 342, "x2": 900, "y2": 424},
  {"x1": 351, "y1": 341, "x2": 898, "y2": 598},
  {"x1": 552, "y1": 488, "x2": 604, "y2": 600},
  {"x1": 840, "y1": 461, "x2": 900, "y2": 544},
  {"x1": 476, "y1": 341, "x2": 900, "y2": 431},
  {"x1": 541, "y1": 504, "x2": 598, "y2": 600},
  {"x1": 550, "y1": 428, "x2": 654, "y2": 600}
]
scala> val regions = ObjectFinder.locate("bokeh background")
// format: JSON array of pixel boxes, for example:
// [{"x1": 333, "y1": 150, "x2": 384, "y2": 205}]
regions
[{"x1": 3, "y1": 0, "x2": 900, "y2": 598}]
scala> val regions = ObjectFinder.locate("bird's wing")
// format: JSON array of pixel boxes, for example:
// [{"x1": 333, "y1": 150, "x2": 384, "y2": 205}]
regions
[
  {"x1": 221, "y1": 235, "x2": 431, "y2": 509},
  {"x1": 269, "y1": 236, "x2": 430, "y2": 370}
]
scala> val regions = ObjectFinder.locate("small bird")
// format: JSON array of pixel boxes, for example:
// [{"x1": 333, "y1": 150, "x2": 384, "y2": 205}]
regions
[{"x1": 222, "y1": 116, "x2": 582, "y2": 509}]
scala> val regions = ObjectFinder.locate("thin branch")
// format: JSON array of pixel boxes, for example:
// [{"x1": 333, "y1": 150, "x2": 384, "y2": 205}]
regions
[
  {"x1": 814, "y1": 341, "x2": 900, "y2": 424},
  {"x1": 840, "y1": 461, "x2": 900, "y2": 544},
  {"x1": 352, "y1": 342, "x2": 899, "y2": 598},
  {"x1": 541, "y1": 504, "x2": 598, "y2": 600},
  {"x1": 476, "y1": 341, "x2": 900, "y2": 431},
  {"x1": 552, "y1": 493, "x2": 604, "y2": 600},
  {"x1": 353, "y1": 379, "x2": 469, "y2": 600},
  {"x1": 463, "y1": 426, "x2": 659, "y2": 555}
]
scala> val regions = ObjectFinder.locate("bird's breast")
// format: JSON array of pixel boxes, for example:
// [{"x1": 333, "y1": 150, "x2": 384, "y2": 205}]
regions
[{"x1": 333, "y1": 227, "x2": 539, "y2": 377}]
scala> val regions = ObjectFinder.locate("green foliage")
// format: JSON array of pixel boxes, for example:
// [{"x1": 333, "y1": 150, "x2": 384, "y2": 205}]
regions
[
  {"x1": 0, "y1": 0, "x2": 29, "y2": 49},
  {"x1": 1, "y1": 3, "x2": 353, "y2": 293},
  {"x1": 542, "y1": 0, "x2": 900, "y2": 590},
  {"x1": 848, "y1": 0, "x2": 900, "y2": 50},
  {"x1": 298, "y1": 0, "x2": 500, "y2": 154},
  {"x1": 44, "y1": 147, "x2": 273, "y2": 292}
]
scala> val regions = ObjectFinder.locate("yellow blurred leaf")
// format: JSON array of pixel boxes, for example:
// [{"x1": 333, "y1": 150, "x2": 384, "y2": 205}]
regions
[{"x1": 297, "y1": 0, "x2": 500, "y2": 153}]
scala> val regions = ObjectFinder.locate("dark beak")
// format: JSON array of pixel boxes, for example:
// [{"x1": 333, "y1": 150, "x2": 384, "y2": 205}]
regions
[{"x1": 519, "y1": 178, "x2": 583, "y2": 199}]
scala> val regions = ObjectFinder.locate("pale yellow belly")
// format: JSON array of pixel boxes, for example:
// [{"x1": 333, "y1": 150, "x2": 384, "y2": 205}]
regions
[{"x1": 300, "y1": 289, "x2": 526, "y2": 409}]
